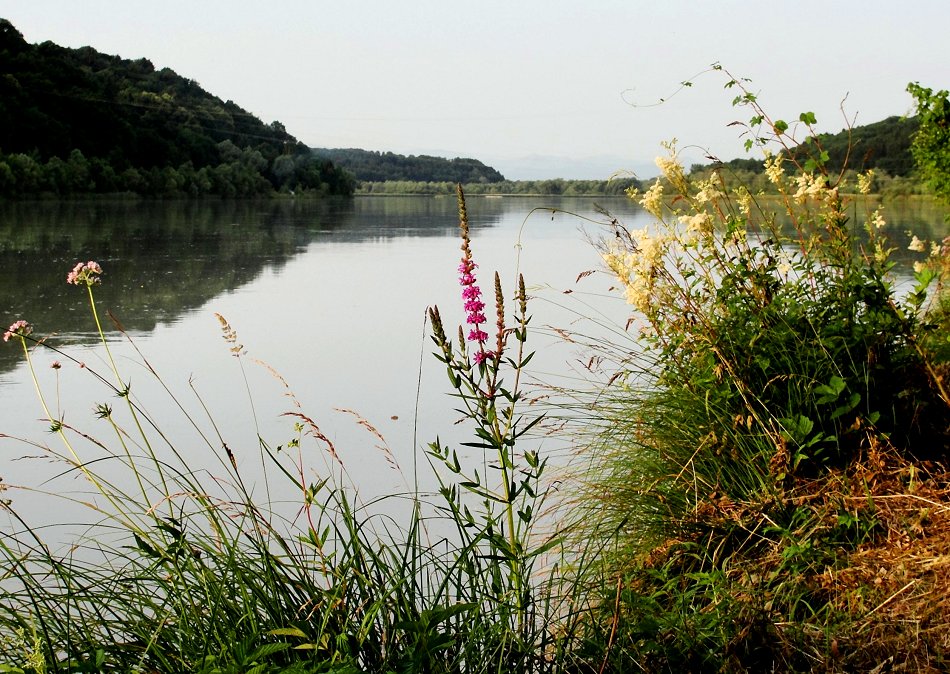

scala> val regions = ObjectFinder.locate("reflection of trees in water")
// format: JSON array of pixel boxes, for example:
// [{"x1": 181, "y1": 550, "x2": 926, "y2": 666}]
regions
[
  {"x1": 742, "y1": 195, "x2": 948, "y2": 268},
  {"x1": 0, "y1": 194, "x2": 631, "y2": 375},
  {"x1": 0, "y1": 199, "x2": 345, "y2": 372}
]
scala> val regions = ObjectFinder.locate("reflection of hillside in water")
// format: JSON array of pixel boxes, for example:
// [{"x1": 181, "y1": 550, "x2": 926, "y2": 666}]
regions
[
  {"x1": 756, "y1": 195, "x2": 949, "y2": 267},
  {"x1": 0, "y1": 197, "x2": 519, "y2": 375}
]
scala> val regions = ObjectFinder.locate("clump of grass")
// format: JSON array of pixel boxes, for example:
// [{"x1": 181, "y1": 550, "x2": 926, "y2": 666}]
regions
[
  {"x1": 0, "y1": 187, "x2": 585, "y2": 673},
  {"x1": 565, "y1": 70, "x2": 950, "y2": 671}
]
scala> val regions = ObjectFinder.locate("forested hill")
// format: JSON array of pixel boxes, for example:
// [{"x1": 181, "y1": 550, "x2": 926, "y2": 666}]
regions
[
  {"x1": 713, "y1": 115, "x2": 920, "y2": 177},
  {"x1": 313, "y1": 148, "x2": 506, "y2": 183},
  {"x1": 0, "y1": 19, "x2": 354, "y2": 197}
]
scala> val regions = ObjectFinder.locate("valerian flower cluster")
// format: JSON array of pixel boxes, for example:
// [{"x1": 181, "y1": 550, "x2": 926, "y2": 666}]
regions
[
  {"x1": 67, "y1": 261, "x2": 102, "y2": 286},
  {"x1": 3, "y1": 320, "x2": 32, "y2": 342}
]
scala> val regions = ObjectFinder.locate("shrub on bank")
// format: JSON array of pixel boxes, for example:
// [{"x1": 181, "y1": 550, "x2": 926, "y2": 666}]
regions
[{"x1": 567, "y1": 72, "x2": 950, "y2": 671}]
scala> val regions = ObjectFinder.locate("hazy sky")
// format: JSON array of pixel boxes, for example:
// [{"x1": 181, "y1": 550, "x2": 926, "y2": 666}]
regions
[{"x1": 2, "y1": 1, "x2": 948, "y2": 179}]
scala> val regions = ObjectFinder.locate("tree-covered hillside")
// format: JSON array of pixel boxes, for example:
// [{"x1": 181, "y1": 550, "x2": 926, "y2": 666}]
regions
[
  {"x1": 313, "y1": 148, "x2": 505, "y2": 183},
  {"x1": 710, "y1": 115, "x2": 920, "y2": 177},
  {"x1": 0, "y1": 19, "x2": 354, "y2": 197}
]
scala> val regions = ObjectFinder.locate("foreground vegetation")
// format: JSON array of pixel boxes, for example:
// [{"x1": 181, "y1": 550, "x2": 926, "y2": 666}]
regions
[
  {"x1": 564, "y1": 74, "x2": 950, "y2": 671},
  {"x1": 1, "y1": 72, "x2": 950, "y2": 672}
]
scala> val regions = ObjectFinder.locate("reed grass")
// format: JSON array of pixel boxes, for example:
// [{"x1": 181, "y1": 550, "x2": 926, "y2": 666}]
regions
[{"x1": 0, "y1": 188, "x2": 590, "y2": 673}]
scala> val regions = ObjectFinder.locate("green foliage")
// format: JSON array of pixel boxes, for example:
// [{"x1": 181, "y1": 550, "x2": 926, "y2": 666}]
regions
[
  {"x1": 0, "y1": 19, "x2": 354, "y2": 197},
  {"x1": 568, "y1": 70, "x2": 950, "y2": 670},
  {"x1": 313, "y1": 148, "x2": 505, "y2": 183},
  {"x1": 907, "y1": 82, "x2": 950, "y2": 205},
  {"x1": 700, "y1": 115, "x2": 921, "y2": 181}
]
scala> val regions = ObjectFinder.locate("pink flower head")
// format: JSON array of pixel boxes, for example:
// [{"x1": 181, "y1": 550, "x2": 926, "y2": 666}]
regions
[
  {"x1": 461, "y1": 285, "x2": 481, "y2": 300},
  {"x1": 472, "y1": 350, "x2": 496, "y2": 365},
  {"x1": 464, "y1": 299, "x2": 485, "y2": 313},
  {"x1": 67, "y1": 261, "x2": 103, "y2": 286},
  {"x1": 468, "y1": 328, "x2": 489, "y2": 343},
  {"x1": 3, "y1": 320, "x2": 33, "y2": 342}
]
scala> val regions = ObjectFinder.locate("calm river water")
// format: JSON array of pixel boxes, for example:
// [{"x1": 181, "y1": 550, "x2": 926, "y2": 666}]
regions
[
  {"x1": 0, "y1": 195, "x2": 945, "y2": 530},
  {"x1": 0, "y1": 196, "x2": 647, "y2": 527}
]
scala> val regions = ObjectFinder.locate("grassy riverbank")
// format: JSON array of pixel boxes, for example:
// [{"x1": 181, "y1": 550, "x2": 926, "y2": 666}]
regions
[{"x1": 3, "y1": 83, "x2": 950, "y2": 672}]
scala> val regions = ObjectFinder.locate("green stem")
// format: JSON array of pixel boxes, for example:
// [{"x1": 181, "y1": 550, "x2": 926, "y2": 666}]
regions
[
  {"x1": 85, "y1": 285, "x2": 169, "y2": 515},
  {"x1": 19, "y1": 336, "x2": 128, "y2": 520}
]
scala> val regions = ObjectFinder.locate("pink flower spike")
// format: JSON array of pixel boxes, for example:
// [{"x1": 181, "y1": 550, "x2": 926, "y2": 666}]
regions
[{"x1": 472, "y1": 350, "x2": 495, "y2": 365}]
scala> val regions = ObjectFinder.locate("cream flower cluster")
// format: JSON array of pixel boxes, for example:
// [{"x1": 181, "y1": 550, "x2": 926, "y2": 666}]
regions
[
  {"x1": 677, "y1": 212, "x2": 713, "y2": 245},
  {"x1": 792, "y1": 172, "x2": 828, "y2": 204},
  {"x1": 602, "y1": 229, "x2": 669, "y2": 313},
  {"x1": 764, "y1": 154, "x2": 785, "y2": 186},
  {"x1": 857, "y1": 170, "x2": 875, "y2": 195},
  {"x1": 693, "y1": 179, "x2": 723, "y2": 205},
  {"x1": 870, "y1": 209, "x2": 886, "y2": 230},
  {"x1": 639, "y1": 180, "x2": 664, "y2": 218}
]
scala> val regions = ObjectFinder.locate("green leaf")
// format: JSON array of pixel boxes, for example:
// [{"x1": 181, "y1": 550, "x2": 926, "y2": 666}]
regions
[
  {"x1": 248, "y1": 642, "x2": 291, "y2": 660},
  {"x1": 267, "y1": 627, "x2": 309, "y2": 639},
  {"x1": 814, "y1": 376, "x2": 847, "y2": 405},
  {"x1": 773, "y1": 119, "x2": 789, "y2": 134},
  {"x1": 780, "y1": 414, "x2": 815, "y2": 445},
  {"x1": 425, "y1": 602, "x2": 477, "y2": 625},
  {"x1": 831, "y1": 392, "x2": 862, "y2": 420},
  {"x1": 799, "y1": 111, "x2": 818, "y2": 125},
  {"x1": 132, "y1": 532, "x2": 161, "y2": 559}
]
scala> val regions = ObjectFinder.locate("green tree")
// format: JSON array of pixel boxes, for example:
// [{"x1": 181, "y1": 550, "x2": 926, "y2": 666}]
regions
[{"x1": 908, "y1": 82, "x2": 950, "y2": 204}]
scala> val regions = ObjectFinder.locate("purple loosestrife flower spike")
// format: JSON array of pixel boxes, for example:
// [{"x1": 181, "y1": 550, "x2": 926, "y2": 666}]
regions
[{"x1": 456, "y1": 184, "x2": 495, "y2": 363}]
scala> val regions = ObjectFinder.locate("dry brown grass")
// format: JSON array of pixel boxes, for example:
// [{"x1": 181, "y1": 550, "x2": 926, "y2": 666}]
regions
[{"x1": 629, "y1": 443, "x2": 950, "y2": 671}]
